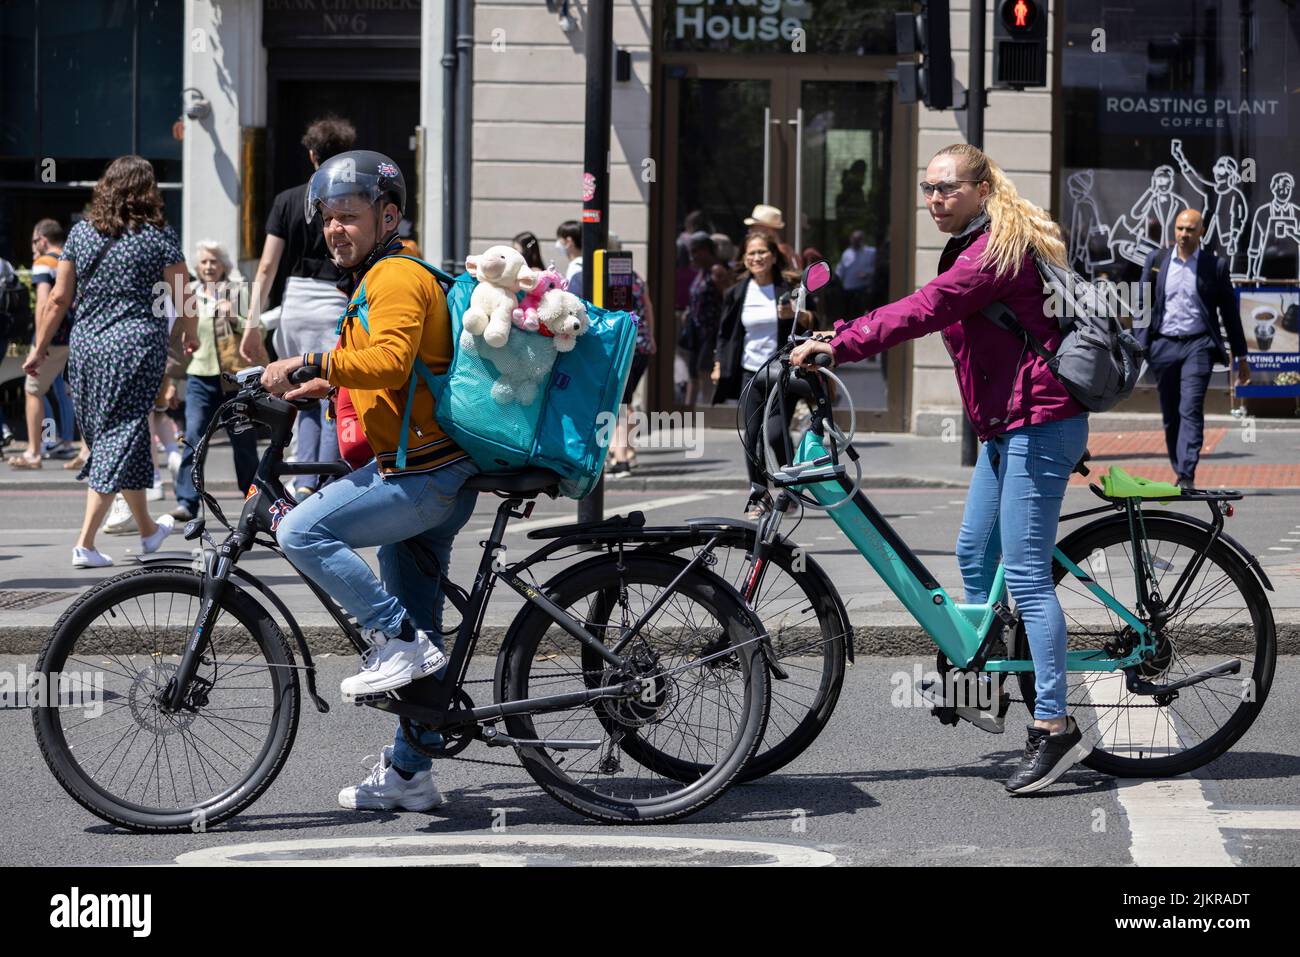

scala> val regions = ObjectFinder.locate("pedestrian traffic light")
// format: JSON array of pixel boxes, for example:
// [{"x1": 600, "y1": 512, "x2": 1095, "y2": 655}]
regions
[
  {"x1": 895, "y1": 1, "x2": 953, "y2": 110},
  {"x1": 993, "y1": 0, "x2": 1048, "y2": 89}
]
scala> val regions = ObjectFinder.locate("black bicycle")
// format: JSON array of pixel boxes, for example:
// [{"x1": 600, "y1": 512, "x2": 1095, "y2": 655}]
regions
[{"x1": 32, "y1": 366, "x2": 772, "y2": 831}]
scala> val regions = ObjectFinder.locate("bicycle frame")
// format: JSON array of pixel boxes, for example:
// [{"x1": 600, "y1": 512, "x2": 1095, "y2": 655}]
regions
[
  {"x1": 161, "y1": 383, "x2": 735, "y2": 734},
  {"x1": 789, "y1": 429, "x2": 1153, "y2": 674}
]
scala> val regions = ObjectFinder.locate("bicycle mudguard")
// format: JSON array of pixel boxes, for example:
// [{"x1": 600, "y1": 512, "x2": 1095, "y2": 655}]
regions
[
  {"x1": 1055, "y1": 510, "x2": 1274, "y2": 593},
  {"x1": 136, "y1": 555, "x2": 330, "y2": 714}
]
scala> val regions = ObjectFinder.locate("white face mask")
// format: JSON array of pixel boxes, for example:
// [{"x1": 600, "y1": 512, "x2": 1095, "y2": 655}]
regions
[{"x1": 554, "y1": 240, "x2": 569, "y2": 262}]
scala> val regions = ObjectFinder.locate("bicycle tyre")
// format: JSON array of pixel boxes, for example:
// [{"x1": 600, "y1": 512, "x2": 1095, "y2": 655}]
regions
[
  {"x1": 497, "y1": 553, "x2": 769, "y2": 823},
  {"x1": 1016, "y1": 515, "x2": 1275, "y2": 777},
  {"x1": 33, "y1": 567, "x2": 300, "y2": 833},
  {"x1": 642, "y1": 530, "x2": 848, "y2": 781}
]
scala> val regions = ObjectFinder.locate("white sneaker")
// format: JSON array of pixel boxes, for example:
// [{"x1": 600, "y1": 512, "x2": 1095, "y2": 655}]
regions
[
  {"x1": 147, "y1": 471, "x2": 164, "y2": 501},
  {"x1": 338, "y1": 745, "x2": 444, "y2": 812},
  {"x1": 166, "y1": 449, "x2": 183, "y2": 480},
  {"x1": 72, "y1": 546, "x2": 114, "y2": 569},
  {"x1": 339, "y1": 629, "x2": 448, "y2": 703},
  {"x1": 139, "y1": 514, "x2": 175, "y2": 554},
  {"x1": 103, "y1": 495, "x2": 137, "y2": 535}
]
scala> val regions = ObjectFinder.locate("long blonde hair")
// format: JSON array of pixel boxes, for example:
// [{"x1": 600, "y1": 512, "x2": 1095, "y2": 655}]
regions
[{"x1": 934, "y1": 143, "x2": 1066, "y2": 278}]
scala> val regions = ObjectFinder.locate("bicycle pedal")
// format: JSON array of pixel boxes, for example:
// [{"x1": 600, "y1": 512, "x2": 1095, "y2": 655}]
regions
[
  {"x1": 955, "y1": 706, "x2": 1005, "y2": 734},
  {"x1": 917, "y1": 680, "x2": 1004, "y2": 733},
  {"x1": 345, "y1": 691, "x2": 389, "y2": 706}
]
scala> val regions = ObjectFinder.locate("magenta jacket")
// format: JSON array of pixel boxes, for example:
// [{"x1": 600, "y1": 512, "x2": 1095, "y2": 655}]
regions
[{"x1": 831, "y1": 220, "x2": 1085, "y2": 440}]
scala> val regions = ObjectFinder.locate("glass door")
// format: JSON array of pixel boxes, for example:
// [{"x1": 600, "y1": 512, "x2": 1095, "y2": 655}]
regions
[
  {"x1": 669, "y1": 75, "x2": 781, "y2": 407},
  {"x1": 659, "y1": 64, "x2": 912, "y2": 429},
  {"x1": 789, "y1": 77, "x2": 903, "y2": 424}
]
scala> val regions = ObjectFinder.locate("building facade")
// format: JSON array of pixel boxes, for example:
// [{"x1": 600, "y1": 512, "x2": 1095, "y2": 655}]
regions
[{"x1": 3, "y1": 1, "x2": 1296, "y2": 426}]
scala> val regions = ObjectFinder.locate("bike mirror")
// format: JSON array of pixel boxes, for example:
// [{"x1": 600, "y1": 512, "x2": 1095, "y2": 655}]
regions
[{"x1": 803, "y1": 260, "x2": 831, "y2": 293}]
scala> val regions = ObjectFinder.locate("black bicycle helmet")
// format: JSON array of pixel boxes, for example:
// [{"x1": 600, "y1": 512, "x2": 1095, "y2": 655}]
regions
[{"x1": 305, "y1": 149, "x2": 406, "y2": 223}]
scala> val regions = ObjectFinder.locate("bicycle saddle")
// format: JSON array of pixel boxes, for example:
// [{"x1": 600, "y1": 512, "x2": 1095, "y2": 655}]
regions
[{"x1": 463, "y1": 468, "x2": 562, "y2": 497}]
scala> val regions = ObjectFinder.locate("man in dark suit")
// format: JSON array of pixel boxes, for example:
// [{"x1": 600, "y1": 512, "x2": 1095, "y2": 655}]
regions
[{"x1": 1137, "y1": 209, "x2": 1250, "y2": 489}]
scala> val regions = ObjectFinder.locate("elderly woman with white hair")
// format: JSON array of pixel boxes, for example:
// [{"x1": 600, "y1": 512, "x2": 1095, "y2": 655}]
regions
[{"x1": 170, "y1": 239, "x2": 259, "y2": 522}]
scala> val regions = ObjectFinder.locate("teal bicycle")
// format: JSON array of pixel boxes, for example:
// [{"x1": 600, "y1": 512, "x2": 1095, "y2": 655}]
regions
[{"x1": 619, "y1": 261, "x2": 1276, "y2": 782}]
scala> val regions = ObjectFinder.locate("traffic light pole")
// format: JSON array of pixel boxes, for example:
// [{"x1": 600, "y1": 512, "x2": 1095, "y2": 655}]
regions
[
  {"x1": 578, "y1": 0, "x2": 613, "y2": 526},
  {"x1": 960, "y1": 3, "x2": 987, "y2": 468}
]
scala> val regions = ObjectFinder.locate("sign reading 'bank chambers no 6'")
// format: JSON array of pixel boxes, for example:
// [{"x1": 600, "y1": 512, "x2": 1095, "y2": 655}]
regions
[{"x1": 262, "y1": 0, "x2": 421, "y2": 48}]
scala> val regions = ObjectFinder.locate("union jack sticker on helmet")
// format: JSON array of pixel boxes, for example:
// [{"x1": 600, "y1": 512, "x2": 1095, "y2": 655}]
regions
[{"x1": 377, "y1": 162, "x2": 398, "y2": 177}]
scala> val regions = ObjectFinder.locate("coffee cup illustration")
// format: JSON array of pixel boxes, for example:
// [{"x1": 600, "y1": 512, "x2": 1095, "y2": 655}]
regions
[{"x1": 1251, "y1": 306, "x2": 1277, "y2": 351}]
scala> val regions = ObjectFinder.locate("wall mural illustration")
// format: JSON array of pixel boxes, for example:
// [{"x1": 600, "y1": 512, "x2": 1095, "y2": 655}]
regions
[{"x1": 1064, "y1": 141, "x2": 1299, "y2": 283}]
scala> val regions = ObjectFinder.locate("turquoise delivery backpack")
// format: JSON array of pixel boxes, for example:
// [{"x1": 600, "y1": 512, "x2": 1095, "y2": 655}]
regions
[{"x1": 342, "y1": 253, "x2": 638, "y2": 499}]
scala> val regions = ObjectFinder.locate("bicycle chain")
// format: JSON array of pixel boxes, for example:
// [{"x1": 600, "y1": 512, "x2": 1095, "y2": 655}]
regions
[{"x1": 1004, "y1": 696, "x2": 1167, "y2": 708}]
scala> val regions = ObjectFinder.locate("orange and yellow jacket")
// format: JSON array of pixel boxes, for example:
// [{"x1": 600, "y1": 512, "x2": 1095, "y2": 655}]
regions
[{"x1": 308, "y1": 255, "x2": 465, "y2": 475}]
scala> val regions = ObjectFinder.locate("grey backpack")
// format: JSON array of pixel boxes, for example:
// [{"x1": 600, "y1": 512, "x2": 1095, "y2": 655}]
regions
[{"x1": 982, "y1": 257, "x2": 1144, "y2": 413}]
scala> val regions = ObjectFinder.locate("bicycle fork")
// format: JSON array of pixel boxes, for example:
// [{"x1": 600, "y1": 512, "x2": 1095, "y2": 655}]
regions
[{"x1": 161, "y1": 530, "x2": 246, "y2": 713}]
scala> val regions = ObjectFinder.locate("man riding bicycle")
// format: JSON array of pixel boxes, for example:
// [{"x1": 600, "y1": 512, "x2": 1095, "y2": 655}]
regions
[{"x1": 260, "y1": 150, "x2": 478, "y2": 812}]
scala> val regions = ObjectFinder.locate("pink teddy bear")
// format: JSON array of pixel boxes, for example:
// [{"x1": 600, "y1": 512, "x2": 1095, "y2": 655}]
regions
[{"x1": 511, "y1": 268, "x2": 568, "y2": 332}]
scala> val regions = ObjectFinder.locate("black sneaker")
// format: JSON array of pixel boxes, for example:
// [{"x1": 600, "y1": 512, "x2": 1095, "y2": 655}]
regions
[{"x1": 1004, "y1": 717, "x2": 1092, "y2": 794}]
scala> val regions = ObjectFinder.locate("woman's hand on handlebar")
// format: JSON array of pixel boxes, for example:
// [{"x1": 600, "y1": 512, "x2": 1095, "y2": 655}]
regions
[{"x1": 789, "y1": 335, "x2": 835, "y2": 370}]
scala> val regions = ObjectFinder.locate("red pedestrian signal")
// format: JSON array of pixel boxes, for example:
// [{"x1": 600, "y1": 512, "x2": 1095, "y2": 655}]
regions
[
  {"x1": 1000, "y1": 0, "x2": 1038, "y2": 34},
  {"x1": 994, "y1": 0, "x2": 1047, "y2": 87}
]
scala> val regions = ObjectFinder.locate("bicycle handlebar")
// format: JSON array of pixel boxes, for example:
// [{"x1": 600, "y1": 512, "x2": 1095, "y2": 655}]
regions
[{"x1": 289, "y1": 364, "x2": 323, "y2": 385}]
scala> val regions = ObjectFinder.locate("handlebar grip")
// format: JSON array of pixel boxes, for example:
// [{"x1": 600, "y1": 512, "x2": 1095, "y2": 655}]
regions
[
  {"x1": 811, "y1": 352, "x2": 834, "y2": 368},
  {"x1": 289, "y1": 364, "x2": 323, "y2": 385}
]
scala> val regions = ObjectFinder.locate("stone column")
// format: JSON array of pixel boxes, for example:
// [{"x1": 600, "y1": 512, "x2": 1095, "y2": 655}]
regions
[
  {"x1": 181, "y1": 0, "x2": 265, "y2": 274},
  {"x1": 910, "y1": 0, "x2": 1056, "y2": 435}
]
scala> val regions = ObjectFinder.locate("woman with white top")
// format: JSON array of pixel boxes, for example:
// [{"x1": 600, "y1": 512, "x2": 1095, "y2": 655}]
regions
[{"x1": 710, "y1": 231, "x2": 811, "y2": 518}]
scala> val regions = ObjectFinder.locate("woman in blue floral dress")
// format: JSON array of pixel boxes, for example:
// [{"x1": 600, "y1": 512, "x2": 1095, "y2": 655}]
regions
[{"x1": 29, "y1": 155, "x2": 196, "y2": 568}]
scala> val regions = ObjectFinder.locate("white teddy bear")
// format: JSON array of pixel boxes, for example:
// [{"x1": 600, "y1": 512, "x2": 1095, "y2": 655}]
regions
[
  {"x1": 460, "y1": 328, "x2": 555, "y2": 407},
  {"x1": 536, "y1": 289, "x2": 589, "y2": 352},
  {"x1": 463, "y1": 245, "x2": 535, "y2": 348},
  {"x1": 461, "y1": 289, "x2": 590, "y2": 407}
]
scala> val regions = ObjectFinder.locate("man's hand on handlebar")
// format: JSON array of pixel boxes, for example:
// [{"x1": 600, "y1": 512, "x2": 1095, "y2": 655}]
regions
[
  {"x1": 789, "y1": 335, "x2": 835, "y2": 370},
  {"x1": 284, "y1": 377, "x2": 331, "y2": 401},
  {"x1": 261, "y1": 356, "x2": 307, "y2": 395}
]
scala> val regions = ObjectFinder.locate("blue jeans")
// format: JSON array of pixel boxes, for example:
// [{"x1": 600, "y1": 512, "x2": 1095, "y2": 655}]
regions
[
  {"x1": 175, "y1": 375, "x2": 259, "y2": 512},
  {"x1": 276, "y1": 456, "x2": 480, "y2": 773},
  {"x1": 955, "y1": 414, "x2": 1089, "y2": 721},
  {"x1": 293, "y1": 399, "x2": 341, "y2": 491}
]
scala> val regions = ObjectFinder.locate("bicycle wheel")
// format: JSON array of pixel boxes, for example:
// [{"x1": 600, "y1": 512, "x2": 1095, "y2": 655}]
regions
[
  {"x1": 644, "y1": 530, "x2": 848, "y2": 781},
  {"x1": 33, "y1": 567, "x2": 300, "y2": 833},
  {"x1": 498, "y1": 552, "x2": 769, "y2": 823},
  {"x1": 1016, "y1": 515, "x2": 1275, "y2": 777}
]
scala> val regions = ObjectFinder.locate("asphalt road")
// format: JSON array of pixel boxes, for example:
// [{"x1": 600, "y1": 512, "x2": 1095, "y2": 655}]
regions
[
  {"x1": 4, "y1": 482, "x2": 1299, "y2": 630},
  {"x1": 3, "y1": 482, "x2": 1298, "y2": 866},
  {"x1": 3, "y1": 654, "x2": 1298, "y2": 867}
]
